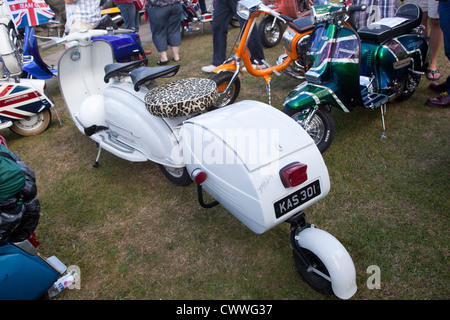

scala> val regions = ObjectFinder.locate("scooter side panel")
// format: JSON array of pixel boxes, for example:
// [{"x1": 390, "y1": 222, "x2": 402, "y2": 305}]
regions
[
  {"x1": 0, "y1": 79, "x2": 53, "y2": 122},
  {"x1": 395, "y1": 34, "x2": 429, "y2": 72},
  {"x1": 0, "y1": 243, "x2": 59, "y2": 299},
  {"x1": 102, "y1": 82, "x2": 184, "y2": 166},
  {"x1": 92, "y1": 34, "x2": 143, "y2": 62},
  {"x1": 375, "y1": 34, "x2": 428, "y2": 91}
]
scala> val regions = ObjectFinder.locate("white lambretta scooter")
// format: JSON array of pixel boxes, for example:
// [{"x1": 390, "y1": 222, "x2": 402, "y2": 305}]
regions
[{"x1": 50, "y1": 28, "x2": 357, "y2": 299}]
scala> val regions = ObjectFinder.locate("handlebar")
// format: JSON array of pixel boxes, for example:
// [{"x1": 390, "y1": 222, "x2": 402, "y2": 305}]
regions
[
  {"x1": 347, "y1": 4, "x2": 367, "y2": 13},
  {"x1": 36, "y1": 27, "x2": 134, "y2": 49}
]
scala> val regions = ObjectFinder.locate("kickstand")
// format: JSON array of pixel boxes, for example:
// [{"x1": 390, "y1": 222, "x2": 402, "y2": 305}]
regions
[
  {"x1": 380, "y1": 104, "x2": 387, "y2": 140},
  {"x1": 93, "y1": 144, "x2": 101, "y2": 168},
  {"x1": 266, "y1": 79, "x2": 272, "y2": 106}
]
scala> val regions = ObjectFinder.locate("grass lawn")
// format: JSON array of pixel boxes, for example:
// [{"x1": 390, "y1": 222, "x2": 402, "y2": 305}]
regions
[{"x1": 2, "y1": 19, "x2": 449, "y2": 300}]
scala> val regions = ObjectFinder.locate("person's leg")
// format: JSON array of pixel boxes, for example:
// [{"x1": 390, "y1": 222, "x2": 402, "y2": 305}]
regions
[
  {"x1": 425, "y1": 0, "x2": 449, "y2": 107},
  {"x1": 426, "y1": 0, "x2": 443, "y2": 80},
  {"x1": 166, "y1": 3, "x2": 182, "y2": 61},
  {"x1": 438, "y1": 0, "x2": 450, "y2": 96},
  {"x1": 199, "y1": 0, "x2": 208, "y2": 14},
  {"x1": 211, "y1": 0, "x2": 234, "y2": 66},
  {"x1": 230, "y1": 0, "x2": 265, "y2": 64},
  {"x1": 148, "y1": 6, "x2": 169, "y2": 62},
  {"x1": 117, "y1": 3, "x2": 138, "y2": 31}
]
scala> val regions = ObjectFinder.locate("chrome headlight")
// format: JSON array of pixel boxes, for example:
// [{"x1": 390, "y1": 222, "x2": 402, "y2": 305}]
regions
[
  {"x1": 236, "y1": 0, "x2": 261, "y2": 20},
  {"x1": 282, "y1": 28, "x2": 296, "y2": 53}
]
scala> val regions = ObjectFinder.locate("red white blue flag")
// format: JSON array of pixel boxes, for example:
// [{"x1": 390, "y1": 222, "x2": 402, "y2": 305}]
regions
[{"x1": 6, "y1": 0, "x2": 55, "y2": 28}]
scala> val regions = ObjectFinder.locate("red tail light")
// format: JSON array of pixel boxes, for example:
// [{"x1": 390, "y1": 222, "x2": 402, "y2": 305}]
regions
[
  {"x1": 280, "y1": 162, "x2": 308, "y2": 188},
  {"x1": 192, "y1": 168, "x2": 207, "y2": 184}
]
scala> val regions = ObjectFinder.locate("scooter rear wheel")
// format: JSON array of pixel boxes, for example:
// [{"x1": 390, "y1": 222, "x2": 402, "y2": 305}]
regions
[
  {"x1": 10, "y1": 109, "x2": 52, "y2": 136},
  {"x1": 158, "y1": 165, "x2": 192, "y2": 187},
  {"x1": 209, "y1": 71, "x2": 241, "y2": 108}
]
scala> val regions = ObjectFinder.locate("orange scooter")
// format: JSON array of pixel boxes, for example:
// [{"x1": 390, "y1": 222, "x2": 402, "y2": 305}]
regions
[{"x1": 210, "y1": 0, "x2": 313, "y2": 107}]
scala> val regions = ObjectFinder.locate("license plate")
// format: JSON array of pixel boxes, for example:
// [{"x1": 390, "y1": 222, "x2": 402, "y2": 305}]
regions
[{"x1": 274, "y1": 180, "x2": 321, "y2": 218}]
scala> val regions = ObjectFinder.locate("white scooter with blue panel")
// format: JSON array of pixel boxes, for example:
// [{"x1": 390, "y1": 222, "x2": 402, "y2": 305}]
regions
[{"x1": 45, "y1": 27, "x2": 357, "y2": 299}]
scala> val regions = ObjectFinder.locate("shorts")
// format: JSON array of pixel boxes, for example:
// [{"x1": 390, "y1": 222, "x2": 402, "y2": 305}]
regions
[{"x1": 407, "y1": 0, "x2": 439, "y2": 19}]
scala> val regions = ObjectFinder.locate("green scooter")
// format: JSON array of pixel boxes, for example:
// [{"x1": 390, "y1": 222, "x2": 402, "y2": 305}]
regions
[{"x1": 282, "y1": 2, "x2": 429, "y2": 153}]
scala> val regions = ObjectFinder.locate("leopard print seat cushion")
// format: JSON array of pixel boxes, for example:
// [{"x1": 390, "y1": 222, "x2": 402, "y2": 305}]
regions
[{"x1": 144, "y1": 78, "x2": 218, "y2": 117}]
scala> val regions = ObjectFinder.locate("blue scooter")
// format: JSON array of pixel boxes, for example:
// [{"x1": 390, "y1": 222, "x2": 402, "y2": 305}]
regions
[
  {"x1": 0, "y1": 234, "x2": 70, "y2": 299},
  {"x1": 22, "y1": 16, "x2": 148, "y2": 79}
]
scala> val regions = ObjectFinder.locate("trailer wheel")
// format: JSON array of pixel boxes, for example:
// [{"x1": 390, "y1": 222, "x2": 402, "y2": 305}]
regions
[{"x1": 293, "y1": 247, "x2": 333, "y2": 295}]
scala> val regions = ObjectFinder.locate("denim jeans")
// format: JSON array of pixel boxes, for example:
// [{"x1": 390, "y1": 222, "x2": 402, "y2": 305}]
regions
[
  {"x1": 147, "y1": 3, "x2": 182, "y2": 52},
  {"x1": 210, "y1": 0, "x2": 265, "y2": 66},
  {"x1": 116, "y1": 3, "x2": 140, "y2": 32},
  {"x1": 438, "y1": 0, "x2": 450, "y2": 94}
]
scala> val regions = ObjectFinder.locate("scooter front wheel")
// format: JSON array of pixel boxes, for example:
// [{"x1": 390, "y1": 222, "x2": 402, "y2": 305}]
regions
[
  {"x1": 282, "y1": 105, "x2": 335, "y2": 154},
  {"x1": 158, "y1": 165, "x2": 192, "y2": 187},
  {"x1": 209, "y1": 71, "x2": 241, "y2": 108},
  {"x1": 10, "y1": 109, "x2": 52, "y2": 136}
]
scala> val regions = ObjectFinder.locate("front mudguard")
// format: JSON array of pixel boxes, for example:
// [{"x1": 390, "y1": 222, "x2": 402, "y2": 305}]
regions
[
  {"x1": 294, "y1": 226, "x2": 357, "y2": 299},
  {"x1": 213, "y1": 62, "x2": 242, "y2": 75},
  {"x1": 283, "y1": 82, "x2": 351, "y2": 113}
]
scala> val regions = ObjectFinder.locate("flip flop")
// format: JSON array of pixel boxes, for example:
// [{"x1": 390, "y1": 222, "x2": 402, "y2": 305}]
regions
[
  {"x1": 157, "y1": 60, "x2": 169, "y2": 65},
  {"x1": 426, "y1": 69, "x2": 441, "y2": 81},
  {"x1": 171, "y1": 56, "x2": 181, "y2": 62}
]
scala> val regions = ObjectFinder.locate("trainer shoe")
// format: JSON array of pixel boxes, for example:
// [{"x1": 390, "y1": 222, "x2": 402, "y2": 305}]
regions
[
  {"x1": 201, "y1": 65, "x2": 217, "y2": 73},
  {"x1": 242, "y1": 64, "x2": 258, "y2": 73}
]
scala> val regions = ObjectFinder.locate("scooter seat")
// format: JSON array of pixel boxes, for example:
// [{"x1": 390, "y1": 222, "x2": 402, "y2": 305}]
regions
[
  {"x1": 357, "y1": 3, "x2": 422, "y2": 44},
  {"x1": 288, "y1": 17, "x2": 314, "y2": 34},
  {"x1": 104, "y1": 60, "x2": 149, "y2": 83},
  {"x1": 144, "y1": 78, "x2": 218, "y2": 118}
]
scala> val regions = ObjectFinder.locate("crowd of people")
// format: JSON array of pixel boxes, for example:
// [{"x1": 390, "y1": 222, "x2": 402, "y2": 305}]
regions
[{"x1": 60, "y1": 0, "x2": 448, "y2": 108}]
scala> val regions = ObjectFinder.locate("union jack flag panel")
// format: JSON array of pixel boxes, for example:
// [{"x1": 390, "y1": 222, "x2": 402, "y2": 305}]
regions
[
  {"x1": 0, "y1": 83, "x2": 52, "y2": 121},
  {"x1": 7, "y1": 0, "x2": 55, "y2": 28}
]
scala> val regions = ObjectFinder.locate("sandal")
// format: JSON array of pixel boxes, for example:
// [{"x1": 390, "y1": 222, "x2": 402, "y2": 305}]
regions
[
  {"x1": 157, "y1": 60, "x2": 169, "y2": 65},
  {"x1": 171, "y1": 56, "x2": 181, "y2": 62},
  {"x1": 426, "y1": 69, "x2": 441, "y2": 81}
]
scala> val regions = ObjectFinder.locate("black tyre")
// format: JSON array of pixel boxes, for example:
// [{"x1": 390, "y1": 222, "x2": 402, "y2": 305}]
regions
[
  {"x1": 281, "y1": 105, "x2": 335, "y2": 153},
  {"x1": 209, "y1": 71, "x2": 241, "y2": 108},
  {"x1": 158, "y1": 165, "x2": 192, "y2": 187},
  {"x1": 230, "y1": 15, "x2": 240, "y2": 28},
  {"x1": 398, "y1": 73, "x2": 421, "y2": 101},
  {"x1": 10, "y1": 109, "x2": 52, "y2": 136},
  {"x1": 258, "y1": 16, "x2": 283, "y2": 48},
  {"x1": 293, "y1": 247, "x2": 333, "y2": 295}
]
